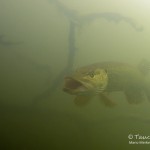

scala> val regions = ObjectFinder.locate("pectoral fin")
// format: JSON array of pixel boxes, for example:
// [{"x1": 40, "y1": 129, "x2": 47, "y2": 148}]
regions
[
  {"x1": 74, "y1": 96, "x2": 91, "y2": 107},
  {"x1": 99, "y1": 93, "x2": 116, "y2": 107},
  {"x1": 124, "y1": 89, "x2": 145, "y2": 104}
]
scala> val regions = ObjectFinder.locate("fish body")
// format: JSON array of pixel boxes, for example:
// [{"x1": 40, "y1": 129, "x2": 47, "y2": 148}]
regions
[{"x1": 63, "y1": 61, "x2": 150, "y2": 106}]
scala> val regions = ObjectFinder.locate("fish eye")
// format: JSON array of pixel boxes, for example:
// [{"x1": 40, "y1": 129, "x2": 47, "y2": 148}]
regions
[{"x1": 88, "y1": 71, "x2": 95, "y2": 78}]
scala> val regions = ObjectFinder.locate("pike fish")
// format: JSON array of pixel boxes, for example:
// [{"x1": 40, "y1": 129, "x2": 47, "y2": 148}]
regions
[{"x1": 63, "y1": 61, "x2": 150, "y2": 107}]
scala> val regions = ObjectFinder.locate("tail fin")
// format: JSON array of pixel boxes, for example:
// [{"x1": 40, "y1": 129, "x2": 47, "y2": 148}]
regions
[
  {"x1": 138, "y1": 59, "x2": 150, "y2": 75},
  {"x1": 125, "y1": 89, "x2": 145, "y2": 104}
]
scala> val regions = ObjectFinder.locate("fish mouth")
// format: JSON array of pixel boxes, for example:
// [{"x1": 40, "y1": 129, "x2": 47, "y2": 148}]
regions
[{"x1": 63, "y1": 77, "x2": 87, "y2": 94}]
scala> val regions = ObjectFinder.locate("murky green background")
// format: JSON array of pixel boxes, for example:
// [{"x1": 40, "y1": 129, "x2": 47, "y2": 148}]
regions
[{"x1": 1, "y1": 0, "x2": 150, "y2": 150}]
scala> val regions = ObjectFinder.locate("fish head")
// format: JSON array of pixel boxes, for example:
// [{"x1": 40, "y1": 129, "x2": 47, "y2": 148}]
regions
[{"x1": 63, "y1": 68, "x2": 108, "y2": 95}]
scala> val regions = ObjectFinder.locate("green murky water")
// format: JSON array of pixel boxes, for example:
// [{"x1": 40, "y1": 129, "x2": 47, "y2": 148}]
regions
[{"x1": 1, "y1": 0, "x2": 150, "y2": 149}]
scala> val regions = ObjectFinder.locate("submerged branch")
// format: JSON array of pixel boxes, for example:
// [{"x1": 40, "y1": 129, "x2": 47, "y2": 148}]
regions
[
  {"x1": 48, "y1": 0, "x2": 79, "y2": 24},
  {"x1": 80, "y1": 12, "x2": 143, "y2": 32},
  {"x1": 49, "y1": 0, "x2": 143, "y2": 31}
]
